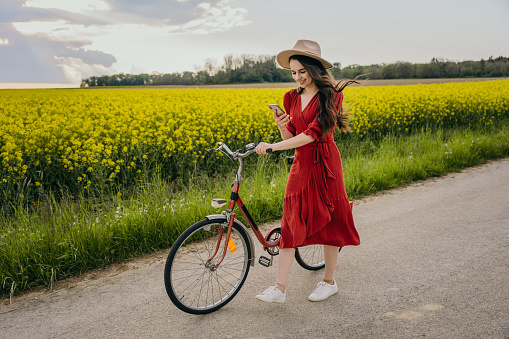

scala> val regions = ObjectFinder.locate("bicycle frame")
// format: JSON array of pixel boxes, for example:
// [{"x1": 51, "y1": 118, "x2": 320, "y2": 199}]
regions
[
  {"x1": 207, "y1": 181, "x2": 280, "y2": 270},
  {"x1": 205, "y1": 142, "x2": 280, "y2": 270}
]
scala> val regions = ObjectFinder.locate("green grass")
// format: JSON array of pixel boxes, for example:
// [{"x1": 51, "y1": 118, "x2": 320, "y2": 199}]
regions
[
  {"x1": 340, "y1": 124, "x2": 509, "y2": 197},
  {"x1": 2, "y1": 121, "x2": 509, "y2": 297}
]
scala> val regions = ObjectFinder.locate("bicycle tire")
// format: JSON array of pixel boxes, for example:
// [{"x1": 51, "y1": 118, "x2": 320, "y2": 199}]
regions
[
  {"x1": 164, "y1": 218, "x2": 252, "y2": 314},
  {"x1": 295, "y1": 246, "x2": 342, "y2": 271}
]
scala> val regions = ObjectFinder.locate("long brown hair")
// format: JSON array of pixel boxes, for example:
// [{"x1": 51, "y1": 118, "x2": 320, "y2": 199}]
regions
[{"x1": 290, "y1": 55, "x2": 362, "y2": 135}]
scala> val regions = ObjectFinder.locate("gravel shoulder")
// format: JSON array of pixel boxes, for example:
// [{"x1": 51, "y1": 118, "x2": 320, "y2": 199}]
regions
[{"x1": 1, "y1": 158, "x2": 508, "y2": 339}]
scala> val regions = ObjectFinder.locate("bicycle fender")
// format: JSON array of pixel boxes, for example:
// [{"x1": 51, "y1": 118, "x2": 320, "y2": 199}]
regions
[{"x1": 205, "y1": 215, "x2": 256, "y2": 266}]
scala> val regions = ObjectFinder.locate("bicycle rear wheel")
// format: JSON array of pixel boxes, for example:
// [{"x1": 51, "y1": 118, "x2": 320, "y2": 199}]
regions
[
  {"x1": 295, "y1": 245, "x2": 325, "y2": 270},
  {"x1": 295, "y1": 246, "x2": 342, "y2": 271},
  {"x1": 164, "y1": 218, "x2": 251, "y2": 314}
]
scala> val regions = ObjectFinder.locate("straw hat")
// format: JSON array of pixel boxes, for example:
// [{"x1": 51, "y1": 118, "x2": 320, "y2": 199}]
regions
[{"x1": 276, "y1": 40, "x2": 333, "y2": 69}]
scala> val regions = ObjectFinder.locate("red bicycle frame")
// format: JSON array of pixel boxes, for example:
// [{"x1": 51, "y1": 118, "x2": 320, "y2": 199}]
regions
[{"x1": 208, "y1": 182, "x2": 280, "y2": 269}]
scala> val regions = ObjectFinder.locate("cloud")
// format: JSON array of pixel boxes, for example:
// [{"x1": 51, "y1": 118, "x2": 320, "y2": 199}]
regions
[
  {"x1": 55, "y1": 56, "x2": 113, "y2": 84},
  {"x1": 104, "y1": 0, "x2": 208, "y2": 25},
  {"x1": 13, "y1": 20, "x2": 103, "y2": 44},
  {"x1": 0, "y1": 25, "x2": 68, "y2": 83},
  {"x1": 167, "y1": 1, "x2": 250, "y2": 34},
  {"x1": 2, "y1": 0, "x2": 251, "y2": 83},
  {"x1": 24, "y1": 0, "x2": 112, "y2": 14}
]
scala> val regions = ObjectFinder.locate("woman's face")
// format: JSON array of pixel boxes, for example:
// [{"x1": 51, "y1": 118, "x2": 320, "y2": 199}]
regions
[{"x1": 290, "y1": 59, "x2": 314, "y2": 89}]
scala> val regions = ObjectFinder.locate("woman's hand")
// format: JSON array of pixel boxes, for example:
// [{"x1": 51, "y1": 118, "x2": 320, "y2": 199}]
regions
[
  {"x1": 274, "y1": 112, "x2": 291, "y2": 131},
  {"x1": 255, "y1": 142, "x2": 274, "y2": 155}
]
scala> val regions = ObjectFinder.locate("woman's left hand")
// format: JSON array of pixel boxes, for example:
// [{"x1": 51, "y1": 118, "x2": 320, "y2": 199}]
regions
[{"x1": 255, "y1": 142, "x2": 273, "y2": 155}]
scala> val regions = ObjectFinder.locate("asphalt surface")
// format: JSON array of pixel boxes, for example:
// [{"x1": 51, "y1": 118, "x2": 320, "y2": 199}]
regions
[{"x1": 1, "y1": 158, "x2": 508, "y2": 339}]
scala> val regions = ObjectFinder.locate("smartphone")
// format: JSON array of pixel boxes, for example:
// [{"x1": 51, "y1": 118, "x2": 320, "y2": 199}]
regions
[{"x1": 268, "y1": 104, "x2": 286, "y2": 117}]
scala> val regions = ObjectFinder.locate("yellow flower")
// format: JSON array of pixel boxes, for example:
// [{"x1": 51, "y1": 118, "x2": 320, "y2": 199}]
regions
[{"x1": 0, "y1": 81, "x2": 507, "y2": 194}]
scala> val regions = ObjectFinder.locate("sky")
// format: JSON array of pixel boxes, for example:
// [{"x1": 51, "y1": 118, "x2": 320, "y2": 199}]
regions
[{"x1": 1, "y1": 0, "x2": 508, "y2": 87}]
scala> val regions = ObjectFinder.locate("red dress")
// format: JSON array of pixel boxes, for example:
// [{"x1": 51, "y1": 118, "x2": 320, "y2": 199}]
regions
[{"x1": 280, "y1": 89, "x2": 360, "y2": 248}]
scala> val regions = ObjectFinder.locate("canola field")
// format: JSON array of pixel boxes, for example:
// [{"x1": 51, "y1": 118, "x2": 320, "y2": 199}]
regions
[
  {"x1": 0, "y1": 88, "x2": 287, "y2": 207},
  {"x1": 1, "y1": 80, "x2": 508, "y2": 207},
  {"x1": 347, "y1": 79, "x2": 509, "y2": 137}
]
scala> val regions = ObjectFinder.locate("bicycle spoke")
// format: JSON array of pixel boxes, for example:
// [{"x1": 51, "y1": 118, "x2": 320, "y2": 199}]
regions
[
  {"x1": 189, "y1": 275, "x2": 203, "y2": 306},
  {"x1": 177, "y1": 270, "x2": 207, "y2": 304},
  {"x1": 296, "y1": 244, "x2": 327, "y2": 270},
  {"x1": 212, "y1": 271, "x2": 233, "y2": 302},
  {"x1": 212, "y1": 270, "x2": 227, "y2": 300},
  {"x1": 220, "y1": 257, "x2": 247, "y2": 267}
]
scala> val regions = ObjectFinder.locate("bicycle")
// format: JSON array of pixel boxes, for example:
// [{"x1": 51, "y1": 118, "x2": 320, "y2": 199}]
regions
[{"x1": 164, "y1": 142, "x2": 347, "y2": 314}]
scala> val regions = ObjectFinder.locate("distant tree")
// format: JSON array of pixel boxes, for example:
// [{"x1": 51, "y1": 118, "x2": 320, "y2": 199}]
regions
[
  {"x1": 479, "y1": 58, "x2": 486, "y2": 77},
  {"x1": 382, "y1": 63, "x2": 398, "y2": 79},
  {"x1": 195, "y1": 70, "x2": 211, "y2": 84},
  {"x1": 181, "y1": 71, "x2": 195, "y2": 85},
  {"x1": 330, "y1": 62, "x2": 341, "y2": 79},
  {"x1": 487, "y1": 60, "x2": 508, "y2": 77},
  {"x1": 397, "y1": 62, "x2": 415, "y2": 78},
  {"x1": 203, "y1": 58, "x2": 219, "y2": 76}
]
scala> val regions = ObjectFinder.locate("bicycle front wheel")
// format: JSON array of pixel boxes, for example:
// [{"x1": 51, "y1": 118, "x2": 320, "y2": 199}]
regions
[{"x1": 164, "y1": 219, "x2": 252, "y2": 314}]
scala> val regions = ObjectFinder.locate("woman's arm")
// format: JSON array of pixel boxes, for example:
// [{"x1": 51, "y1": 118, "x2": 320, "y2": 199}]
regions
[
  {"x1": 274, "y1": 112, "x2": 293, "y2": 140},
  {"x1": 279, "y1": 129, "x2": 294, "y2": 140},
  {"x1": 255, "y1": 133, "x2": 315, "y2": 154}
]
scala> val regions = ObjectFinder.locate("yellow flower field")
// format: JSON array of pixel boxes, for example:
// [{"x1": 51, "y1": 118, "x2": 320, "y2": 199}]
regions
[
  {"x1": 1, "y1": 80, "x2": 508, "y2": 204},
  {"x1": 0, "y1": 88, "x2": 287, "y2": 195},
  {"x1": 346, "y1": 79, "x2": 509, "y2": 137}
]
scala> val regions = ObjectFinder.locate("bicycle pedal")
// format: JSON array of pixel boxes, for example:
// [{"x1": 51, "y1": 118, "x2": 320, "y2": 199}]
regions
[{"x1": 258, "y1": 256, "x2": 272, "y2": 267}]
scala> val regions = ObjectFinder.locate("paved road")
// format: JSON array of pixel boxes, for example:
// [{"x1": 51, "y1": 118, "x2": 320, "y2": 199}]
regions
[{"x1": 1, "y1": 159, "x2": 508, "y2": 339}]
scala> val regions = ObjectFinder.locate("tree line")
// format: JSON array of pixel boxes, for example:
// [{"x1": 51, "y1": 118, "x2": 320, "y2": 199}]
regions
[{"x1": 81, "y1": 55, "x2": 509, "y2": 87}]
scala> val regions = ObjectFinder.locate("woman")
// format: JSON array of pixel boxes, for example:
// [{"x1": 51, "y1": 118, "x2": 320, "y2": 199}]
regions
[{"x1": 255, "y1": 40, "x2": 360, "y2": 303}]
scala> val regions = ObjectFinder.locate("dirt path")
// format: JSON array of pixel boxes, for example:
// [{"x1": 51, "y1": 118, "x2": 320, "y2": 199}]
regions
[{"x1": 1, "y1": 158, "x2": 508, "y2": 339}]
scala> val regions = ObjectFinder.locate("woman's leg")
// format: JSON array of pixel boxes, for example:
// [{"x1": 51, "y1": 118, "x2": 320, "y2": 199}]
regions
[
  {"x1": 323, "y1": 245, "x2": 340, "y2": 281},
  {"x1": 276, "y1": 248, "x2": 295, "y2": 287},
  {"x1": 307, "y1": 245, "x2": 340, "y2": 301},
  {"x1": 255, "y1": 248, "x2": 294, "y2": 302}
]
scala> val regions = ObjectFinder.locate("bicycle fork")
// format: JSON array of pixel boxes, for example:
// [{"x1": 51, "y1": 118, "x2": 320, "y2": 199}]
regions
[
  {"x1": 205, "y1": 210, "x2": 237, "y2": 271},
  {"x1": 205, "y1": 182, "x2": 241, "y2": 271}
]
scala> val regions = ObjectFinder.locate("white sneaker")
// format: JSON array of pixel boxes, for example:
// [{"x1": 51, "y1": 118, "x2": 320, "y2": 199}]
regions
[
  {"x1": 255, "y1": 285, "x2": 286, "y2": 303},
  {"x1": 308, "y1": 280, "x2": 338, "y2": 301}
]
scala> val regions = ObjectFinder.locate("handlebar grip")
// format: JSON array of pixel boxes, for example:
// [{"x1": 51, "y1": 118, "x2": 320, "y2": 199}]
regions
[{"x1": 267, "y1": 148, "x2": 273, "y2": 153}]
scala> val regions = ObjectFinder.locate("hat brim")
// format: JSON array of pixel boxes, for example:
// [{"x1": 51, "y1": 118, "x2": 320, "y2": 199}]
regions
[{"x1": 276, "y1": 49, "x2": 334, "y2": 69}]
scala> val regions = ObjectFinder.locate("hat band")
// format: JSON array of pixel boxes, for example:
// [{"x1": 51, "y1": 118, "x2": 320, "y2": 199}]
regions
[{"x1": 301, "y1": 50, "x2": 319, "y2": 57}]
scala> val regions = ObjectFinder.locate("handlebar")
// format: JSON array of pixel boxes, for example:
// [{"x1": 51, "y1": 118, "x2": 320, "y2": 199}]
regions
[
  {"x1": 207, "y1": 142, "x2": 258, "y2": 160},
  {"x1": 207, "y1": 142, "x2": 276, "y2": 183}
]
